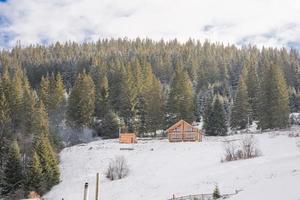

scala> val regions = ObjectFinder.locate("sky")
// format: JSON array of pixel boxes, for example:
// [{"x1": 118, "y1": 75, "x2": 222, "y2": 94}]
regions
[{"x1": 1, "y1": 0, "x2": 300, "y2": 49}]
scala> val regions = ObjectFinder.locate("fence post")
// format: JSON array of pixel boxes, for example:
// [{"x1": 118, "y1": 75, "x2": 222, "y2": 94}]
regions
[
  {"x1": 83, "y1": 182, "x2": 89, "y2": 200},
  {"x1": 95, "y1": 173, "x2": 100, "y2": 200}
]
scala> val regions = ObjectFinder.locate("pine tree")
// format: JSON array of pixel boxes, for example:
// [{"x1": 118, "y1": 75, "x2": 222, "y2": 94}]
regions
[
  {"x1": 0, "y1": 93, "x2": 11, "y2": 181},
  {"x1": 2, "y1": 140, "x2": 23, "y2": 195},
  {"x1": 231, "y1": 75, "x2": 252, "y2": 129},
  {"x1": 207, "y1": 96, "x2": 227, "y2": 136},
  {"x1": 26, "y1": 151, "x2": 44, "y2": 195},
  {"x1": 9, "y1": 68, "x2": 24, "y2": 131},
  {"x1": 213, "y1": 185, "x2": 221, "y2": 199},
  {"x1": 203, "y1": 95, "x2": 213, "y2": 135},
  {"x1": 144, "y1": 76, "x2": 165, "y2": 135},
  {"x1": 21, "y1": 85, "x2": 36, "y2": 135},
  {"x1": 258, "y1": 64, "x2": 290, "y2": 129},
  {"x1": 246, "y1": 62, "x2": 259, "y2": 120},
  {"x1": 95, "y1": 74, "x2": 109, "y2": 119},
  {"x1": 32, "y1": 102, "x2": 60, "y2": 190},
  {"x1": 67, "y1": 72, "x2": 96, "y2": 129},
  {"x1": 34, "y1": 133, "x2": 60, "y2": 190},
  {"x1": 120, "y1": 64, "x2": 139, "y2": 131},
  {"x1": 38, "y1": 75, "x2": 50, "y2": 110},
  {"x1": 98, "y1": 112, "x2": 120, "y2": 138},
  {"x1": 167, "y1": 66, "x2": 194, "y2": 126},
  {"x1": 48, "y1": 73, "x2": 65, "y2": 126}
]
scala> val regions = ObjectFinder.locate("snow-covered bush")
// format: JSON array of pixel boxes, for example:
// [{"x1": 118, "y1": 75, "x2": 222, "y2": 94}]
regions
[
  {"x1": 241, "y1": 135, "x2": 261, "y2": 158},
  {"x1": 105, "y1": 156, "x2": 129, "y2": 181},
  {"x1": 222, "y1": 135, "x2": 261, "y2": 162},
  {"x1": 290, "y1": 113, "x2": 300, "y2": 125}
]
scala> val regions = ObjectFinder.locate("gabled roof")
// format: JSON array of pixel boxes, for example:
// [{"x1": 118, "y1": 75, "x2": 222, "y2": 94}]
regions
[{"x1": 166, "y1": 120, "x2": 199, "y2": 132}]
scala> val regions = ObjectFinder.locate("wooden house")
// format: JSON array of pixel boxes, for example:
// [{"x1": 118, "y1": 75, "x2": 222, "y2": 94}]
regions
[
  {"x1": 166, "y1": 120, "x2": 202, "y2": 142},
  {"x1": 119, "y1": 133, "x2": 137, "y2": 144}
]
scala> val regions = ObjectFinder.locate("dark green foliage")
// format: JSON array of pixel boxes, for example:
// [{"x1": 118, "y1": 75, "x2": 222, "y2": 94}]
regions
[
  {"x1": 2, "y1": 140, "x2": 23, "y2": 195},
  {"x1": 97, "y1": 112, "x2": 120, "y2": 138},
  {"x1": 212, "y1": 96, "x2": 228, "y2": 136},
  {"x1": 231, "y1": 75, "x2": 252, "y2": 129},
  {"x1": 67, "y1": 72, "x2": 96, "y2": 129},
  {"x1": 246, "y1": 62, "x2": 259, "y2": 120},
  {"x1": 204, "y1": 96, "x2": 227, "y2": 136},
  {"x1": 258, "y1": 64, "x2": 290, "y2": 129},
  {"x1": 31, "y1": 101, "x2": 60, "y2": 191},
  {"x1": 167, "y1": 66, "x2": 194, "y2": 126},
  {"x1": 203, "y1": 95, "x2": 213, "y2": 133},
  {"x1": 34, "y1": 133, "x2": 60, "y2": 190},
  {"x1": 213, "y1": 185, "x2": 221, "y2": 199},
  {"x1": 26, "y1": 151, "x2": 45, "y2": 195}
]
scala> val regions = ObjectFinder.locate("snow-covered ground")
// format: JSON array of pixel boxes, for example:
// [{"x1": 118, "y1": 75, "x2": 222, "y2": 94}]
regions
[{"x1": 44, "y1": 127, "x2": 300, "y2": 200}]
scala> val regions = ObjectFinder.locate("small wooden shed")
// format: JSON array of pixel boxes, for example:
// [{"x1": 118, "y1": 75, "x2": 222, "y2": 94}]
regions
[
  {"x1": 119, "y1": 133, "x2": 137, "y2": 144},
  {"x1": 166, "y1": 120, "x2": 202, "y2": 142}
]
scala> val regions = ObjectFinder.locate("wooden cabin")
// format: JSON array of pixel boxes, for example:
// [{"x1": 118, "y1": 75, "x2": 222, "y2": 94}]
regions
[
  {"x1": 119, "y1": 133, "x2": 137, "y2": 144},
  {"x1": 166, "y1": 120, "x2": 202, "y2": 142}
]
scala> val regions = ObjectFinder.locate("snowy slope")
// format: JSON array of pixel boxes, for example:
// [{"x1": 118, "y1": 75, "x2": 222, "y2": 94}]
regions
[{"x1": 44, "y1": 127, "x2": 300, "y2": 200}]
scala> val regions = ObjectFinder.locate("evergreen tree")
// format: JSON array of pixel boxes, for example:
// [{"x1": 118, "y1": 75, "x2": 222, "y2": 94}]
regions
[
  {"x1": 231, "y1": 75, "x2": 252, "y2": 129},
  {"x1": 38, "y1": 75, "x2": 50, "y2": 110},
  {"x1": 258, "y1": 64, "x2": 290, "y2": 129},
  {"x1": 246, "y1": 62, "x2": 259, "y2": 120},
  {"x1": 95, "y1": 74, "x2": 109, "y2": 119},
  {"x1": 120, "y1": 64, "x2": 139, "y2": 131},
  {"x1": 203, "y1": 95, "x2": 213, "y2": 135},
  {"x1": 0, "y1": 93, "x2": 11, "y2": 183},
  {"x1": 2, "y1": 140, "x2": 23, "y2": 195},
  {"x1": 48, "y1": 73, "x2": 65, "y2": 127},
  {"x1": 21, "y1": 85, "x2": 36, "y2": 135},
  {"x1": 9, "y1": 68, "x2": 24, "y2": 131},
  {"x1": 67, "y1": 72, "x2": 96, "y2": 129},
  {"x1": 26, "y1": 151, "x2": 44, "y2": 195},
  {"x1": 98, "y1": 112, "x2": 120, "y2": 138},
  {"x1": 144, "y1": 76, "x2": 165, "y2": 135},
  {"x1": 167, "y1": 66, "x2": 194, "y2": 126},
  {"x1": 213, "y1": 185, "x2": 221, "y2": 199},
  {"x1": 206, "y1": 96, "x2": 227, "y2": 136},
  {"x1": 32, "y1": 102, "x2": 60, "y2": 190}
]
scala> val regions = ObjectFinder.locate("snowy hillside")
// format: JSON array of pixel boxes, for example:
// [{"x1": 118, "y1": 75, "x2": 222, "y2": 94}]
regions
[{"x1": 44, "y1": 127, "x2": 300, "y2": 200}]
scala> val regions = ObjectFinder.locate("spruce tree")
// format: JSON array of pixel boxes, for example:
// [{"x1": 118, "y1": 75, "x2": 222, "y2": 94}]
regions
[
  {"x1": 95, "y1": 74, "x2": 109, "y2": 119},
  {"x1": 98, "y1": 112, "x2": 120, "y2": 138},
  {"x1": 2, "y1": 140, "x2": 23, "y2": 195},
  {"x1": 207, "y1": 96, "x2": 227, "y2": 136},
  {"x1": 258, "y1": 64, "x2": 290, "y2": 129},
  {"x1": 246, "y1": 63, "x2": 259, "y2": 120},
  {"x1": 38, "y1": 75, "x2": 50, "y2": 110},
  {"x1": 48, "y1": 73, "x2": 65, "y2": 127},
  {"x1": 144, "y1": 76, "x2": 165, "y2": 135},
  {"x1": 167, "y1": 66, "x2": 194, "y2": 126},
  {"x1": 231, "y1": 75, "x2": 252, "y2": 130},
  {"x1": 26, "y1": 151, "x2": 44, "y2": 195},
  {"x1": 9, "y1": 68, "x2": 24, "y2": 131},
  {"x1": 203, "y1": 95, "x2": 213, "y2": 135},
  {"x1": 32, "y1": 102, "x2": 60, "y2": 190},
  {"x1": 213, "y1": 185, "x2": 221, "y2": 199},
  {"x1": 21, "y1": 86, "x2": 36, "y2": 135},
  {"x1": 67, "y1": 72, "x2": 96, "y2": 129}
]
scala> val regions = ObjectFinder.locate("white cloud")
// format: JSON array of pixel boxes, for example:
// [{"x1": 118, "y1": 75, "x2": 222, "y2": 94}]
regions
[{"x1": 1, "y1": 0, "x2": 300, "y2": 49}]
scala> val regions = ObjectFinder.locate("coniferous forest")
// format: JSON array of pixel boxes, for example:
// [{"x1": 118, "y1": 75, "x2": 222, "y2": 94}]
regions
[{"x1": 0, "y1": 38, "x2": 298, "y2": 198}]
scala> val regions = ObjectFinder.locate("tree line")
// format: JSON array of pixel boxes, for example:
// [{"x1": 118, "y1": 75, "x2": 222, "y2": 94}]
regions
[{"x1": 0, "y1": 38, "x2": 297, "y2": 198}]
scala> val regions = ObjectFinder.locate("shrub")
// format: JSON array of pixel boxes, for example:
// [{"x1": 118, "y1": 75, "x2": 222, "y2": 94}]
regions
[
  {"x1": 105, "y1": 156, "x2": 129, "y2": 181},
  {"x1": 213, "y1": 185, "x2": 221, "y2": 199},
  {"x1": 222, "y1": 135, "x2": 261, "y2": 162}
]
